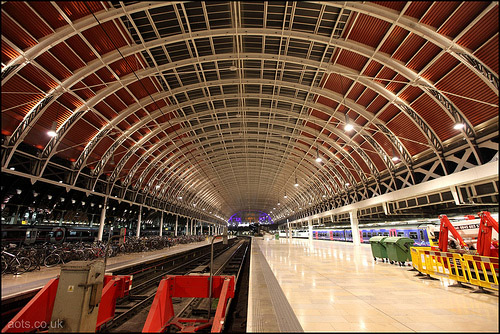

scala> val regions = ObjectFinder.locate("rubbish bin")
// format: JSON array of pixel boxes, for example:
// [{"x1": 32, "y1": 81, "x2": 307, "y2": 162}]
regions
[
  {"x1": 275, "y1": 233, "x2": 279, "y2": 240},
  {"x1": 383, "y1": 237, "x2": 415, "y2": 266},
  {"x1": 369, "y1": 236, "x2": 388, "y2": 262}
]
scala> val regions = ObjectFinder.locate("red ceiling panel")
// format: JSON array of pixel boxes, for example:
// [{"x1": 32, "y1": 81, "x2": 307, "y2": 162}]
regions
[
  {"x1": 70, "y1": 82, "x2": 96, "y2": 100},
  {"x1": 109, "y1": 55, "x2": 144, "y2": 77},
  {"x1": 420, "y1": 2, "x2": 460, "y2": 29},
  {"x1": 57, "y1": 92, "x2": 83, "y2": 111},
  {"x1": 128, "y1": 77, "x2": 161, "y2": 100},
  {"x1": 115, "y1": 88, "x2": 136, "y2": 106},
  {"x1": 437, "y1": 64, "x2": 498, "y2": 126},
  {"x1": 410, "y1": 94, "x2": 454, "y2": 141},
  {"x1": 346, "y1": 82, "x2": 366, "y2": 101},
  {"x1": 421, "y1": 52, "x2": 460, "y2": 82},
  {"x1": 374, "y1": 67, "x2": 396, "y2": 85},
  {"x1": 82, "y1": 110, "x2": 107, "y2": 129},
  {"x1": 362, "y1": 60, "x2": 384, "y2": 77},
  {"x1": 57, "y1": 118, "x2": 98, "y2": 159},
  {"x1": 2, "y1": 75, "x2": 44, "y2": 118},
  {"x1": 95, "y1": 67, "x2": 117, "y2": 83},
  {"x1": 356, "y1": 87, "x2": 377, "y2": 107},
  {"x1": 1, "y1": 12, "x2": 38, "y2": 50},
  {"x1": 341, "y1": 159, "x2": 361, "y2": 183},
  {"x1": 65, "y1": 35, "x2": 98, "y2": 63},
  {"x1": 379, "y1": 25, "x2": 409, "y2": 55},
  {"x1": 403, "y1": 2, "x2": 432, "y2": 20},
  {"x1": 81, "y1": 21, "x2": 128, "y2": 56},
  {"x1": 386, "y1": 74, "x2": 409, "y2": 94},
  {"x1": 146, "y1": 99, "x2": 168, "y2": 112},
  {"x1": 335, "y1": 50, "x2": 369, "y2": 72},
  {"x1": 56, "y1": 1, "x2": 107, "y2": 21},
  {"x1": 350, "y1": 150, "x2": 370, "y2": 174},
  {"x1": 406, "y1": 42, "x2": 442, "y2": 72},
  {"x1": 392, "y1": 33, "x2": 426, "y2": 64},
  {"x1": 2, "y1": 2, "x2": 54, "y2": 40},
  {"x1": 456, "y1": 6, "x2": 498, "y2": 50},
  {"x1": 18, "y1": 63, "x2": 57, "y2": 92},
  {"x1": 34, "y1": 52, "x2": 72, "y2": 82},
  {"x1": 40, "y1": 102, "x2": 73, "y2": 129},
  {"x1": 90, "y1": 137, "x2": 115, "y2": 163},
  {"x1": 310, "y1": 109, "x2": 330, "y2": 121},
  {"x1": 437, "y1": 2, "x2": 490, "y2": 39},
  {"x1": 346, "y1": 13, "x2": 391, "y2": 49},
  {"x1": 372, "y1": 2, "x2": 407, "y2": 11},
  {"x1": 323, "y1": 73, "x2": 353, "y2": 95},
  {"x1": 28, "y1": 2, "x2": 67, "y2": 30},
  {"x1": 316, "y1": 96, "x2": 337, "y2": 109},
  {"x1": 398, "y1": 86, "x2": 424, "y2": 103},
  {"x1": 50, "y1": 42, "x2": 86, "y2": 72},
  {"x1": 2, "y1": 41, "x2": 20, "y2": 63},
  {"x1": 372, "y1": 132, "x2": 393, "y2": 155},
  {"x1": 104, "y1": 94, "x2": 127, "y2": 113},
  {"x1": 366, "y1": 95, "x2": 389, "y2": 114},
  {"x1": 377, "y1": 104, "x2": 400, "y2": 122},
  {"x1": 474, "y1": 36, "x2": 499, "y2": 74},
  {"x1": 24, "y1": 123, "x2": 52, "y2": 149},
  {"x1": 94, "y1": 100, "x2": 118, "y2": 120},
  {"x1": 360, "y1": 141, "x2": 386, "y2": 171},
  {"x1": 386, "y1": 113, "x2": 428, "y2": 156}
]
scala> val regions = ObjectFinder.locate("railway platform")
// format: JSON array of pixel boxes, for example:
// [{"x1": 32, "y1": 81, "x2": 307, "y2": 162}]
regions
[
  {"x1": 247, "y1": 237, "x2": 498, "y2": 332},
  {"x1": 1, "y1": 238, "x2": 230, "y2": 300}
]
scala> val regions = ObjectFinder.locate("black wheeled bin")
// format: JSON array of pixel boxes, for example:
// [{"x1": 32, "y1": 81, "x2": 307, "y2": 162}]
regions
[
  {"x1": 369, "y1": 236, "x2": 388, "y2": 262},
  {"x1": 383, "y1": 237, "x2": 415, "y2": 266}
]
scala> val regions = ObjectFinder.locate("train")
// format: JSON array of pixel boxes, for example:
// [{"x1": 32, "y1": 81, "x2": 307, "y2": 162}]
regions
[{"x1": 278, "y1": 213, "x2": 499, "y2": 249}]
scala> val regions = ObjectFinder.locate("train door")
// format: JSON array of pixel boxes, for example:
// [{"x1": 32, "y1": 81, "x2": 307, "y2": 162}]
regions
[
  {"x1": 417, "y1": 227, "x2": 429, "y2": 246},
  {"x1": 314, "y1": 231, "x2": 318, "y2": 239},
  {"x1": 389, "y1": 229, "x2": 397, "y2": 237},
  {"x1": 24, "y1": 228, "x2": 38, "y2": 245},
  {"x1": 359, "y1": 230, "x2": 363, "y2": 243},
  {"x1": 50, "y1": 227, "x2": 65, "y2": 243},
  {"x1": 330, "y1": 231, "x2": 334, "y2": 240}
]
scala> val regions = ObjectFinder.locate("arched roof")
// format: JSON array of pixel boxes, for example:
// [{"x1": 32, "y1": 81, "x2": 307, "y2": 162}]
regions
[{"x1": 1, "y1": 1, "x2": 498, "y2": 223}]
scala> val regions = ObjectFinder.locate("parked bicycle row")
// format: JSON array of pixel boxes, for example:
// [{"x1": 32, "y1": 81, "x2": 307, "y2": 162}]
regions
[{"x1": 1, "y1": 234, "x2": 206, "y2": 275}]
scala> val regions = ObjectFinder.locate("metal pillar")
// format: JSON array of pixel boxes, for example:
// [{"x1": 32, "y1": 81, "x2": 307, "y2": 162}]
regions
[
  {"x1": 308, "y1": 218, "x2": 313, "y2": 241},
  {"x1": 136, "y1": 206, "x2": 142, "y2": 237},
  {"x1": 97, "y1": 197, "x2": 107, "y2": 241},
  {"x1": 190, "y1": 218, "x2": 194, "y2": 235},
  {"x1": 186, "y1": 218, "x2": 189, "y2": 235},
  {"x1": 175, "y1": 215, "x2": 178, "y2": 237},
  {"x1": 159, "y1": 211, "x2": 164, "y2": 237},
  {"x1": 287, "y1": 220, "x2": 292, "y2": 239},
  {"x1": 350, "y1": 209, "x2": 361, "y2": 246}
]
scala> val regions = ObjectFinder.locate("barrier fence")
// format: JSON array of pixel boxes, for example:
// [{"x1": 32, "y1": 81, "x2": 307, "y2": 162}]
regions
[{"x1": 410, "y1": 247, "x2": 499, "y2": 291}]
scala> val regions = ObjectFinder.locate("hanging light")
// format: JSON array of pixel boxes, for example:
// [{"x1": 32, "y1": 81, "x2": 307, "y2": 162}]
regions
[
  {"x1": 453, "y1": 123, "x2": 465, "y2": 130},
  {"x1": 344, "y1": 114, "x2": 354, "y2": 132},
  {"x1": 48, "y1": 121, "x2": 57, "y2": 137},
  {"x1": 294, "y1": 173, "x2": 299, "y2": 187},
  {"x1": 315, "y1": 145, "x2": 322, "y2": 163},
  {"x1": 391, "y1": 147, "x2": 400, "y2": 162}
]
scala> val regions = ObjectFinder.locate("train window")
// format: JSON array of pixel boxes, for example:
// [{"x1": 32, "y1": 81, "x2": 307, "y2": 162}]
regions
[
  {"x1": 69, "y1": 231, "x2": 77, "y2": 236},
  {"x1": 409, "y1": 232, "x2": 418, "y2": 240},
  {"x1": 397, "y1": 232, "x2": 404, "y2": 237},
  {"x1": 362, "y1": 232, "x2": 367, "y2": 237},
  {"x1": 419, "y1": 230, "x2": 425, "y2": 240},
  {"x1": 383, "y1": 232, "x2": 389, "y2": 236}
]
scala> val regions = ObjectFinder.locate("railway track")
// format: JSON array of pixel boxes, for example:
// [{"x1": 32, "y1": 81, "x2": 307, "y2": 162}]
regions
[{"x1": 102, "y1": 237, "x2": 249, "y2": 332}]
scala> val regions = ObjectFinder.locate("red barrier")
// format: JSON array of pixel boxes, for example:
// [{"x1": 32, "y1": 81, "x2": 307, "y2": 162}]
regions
[
  {"x1": 142, "y1": 275, "x2": 235, "y2": 333},
  {"x1": 2, "y1": 275, "x2": 131, "y2": 333},
  {"x1": 2, "y1": 278, "x2": 59, "y2": 333}
]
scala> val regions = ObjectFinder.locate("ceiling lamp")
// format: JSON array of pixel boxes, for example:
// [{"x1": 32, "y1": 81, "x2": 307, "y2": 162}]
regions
[
  {"x1": 345, "y1": 182, "x2": 350, "y2": 186},
  {"x1": 344, "y1": 114, "x2": 354, "y2": 132},
  {"x1": 294, "y1": 173, "x2": 299, "y2": 187},
  {"x1": 315, "y1": 145, "x2": 322, "y2": 163},
  {"x1": 391, "y1": 147, "x2": 400, "y2": 162},
  {"x1": 48, "y1": 121, "x2": 57, "y2": 137},
  {"x1": 453, "y1": 123, "x2": 465, "y2": 130}
]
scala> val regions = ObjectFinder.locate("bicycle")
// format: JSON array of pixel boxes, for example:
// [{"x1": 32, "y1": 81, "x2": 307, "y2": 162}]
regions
[{"x1": 1, "y1": 247, "x2": 32, "y2": 274}]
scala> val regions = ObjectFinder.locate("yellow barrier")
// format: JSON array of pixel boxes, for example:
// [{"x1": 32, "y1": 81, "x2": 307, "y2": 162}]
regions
[
  {"x1": 410, "y1": 247, "x2": 499, "y2": 291},
  {"x1": 462, "y1": 254, "x2": 499, "y2": 291}
]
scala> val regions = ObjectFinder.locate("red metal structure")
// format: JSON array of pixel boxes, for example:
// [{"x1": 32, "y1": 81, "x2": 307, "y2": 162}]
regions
[
  {"x1": 142, "y1": 275, "x2": 235, "y2": 333},
  {"x1": 2, "y1": 275, "x2": 131, "y2": 333},
  {"x1": 476, "y1": 211, "x2": 499, "y2": 257},
  {"x1": 437, "y1": 215, "x2": 468, "y2": 252}
]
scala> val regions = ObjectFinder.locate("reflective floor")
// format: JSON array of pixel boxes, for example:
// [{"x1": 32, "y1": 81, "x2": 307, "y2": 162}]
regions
[{"x1": 255, "y1": 237, "x2": 499, "y2": 332}]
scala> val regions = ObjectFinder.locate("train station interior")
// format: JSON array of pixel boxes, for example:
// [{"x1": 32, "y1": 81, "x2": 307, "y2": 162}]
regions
[{"x1": 1, "y1": 1, "x2": 498, "y2": 333}]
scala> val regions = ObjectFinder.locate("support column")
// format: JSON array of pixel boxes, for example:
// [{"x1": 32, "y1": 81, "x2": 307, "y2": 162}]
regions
[
  {"x1": 190, "y1": 218, "x2": 193, "y2": 235},
  {"x1": 287, "y1": 219, "x2": 291, "y2": 239},
  {"x1": 97, "y1": 197, "x2": 107, "y2": 241},
  {"x1": 186, "y1": 218, "x2": 189, "y2": 235},
  {"x1": 159, "y1": 211, "x2": 164, "y2": 237},
  {"x1": 308, "y1": 218, "x2": 313, "y2": 241},
  {"x1": 136, "y1": 206, "x2": 142, "y2": 237},
  {"x1": 350, "y1": 209, "x2": 361, "y2": 246},
  {"x1": 175, "y1": 215, "x2": 178, "y2": 237},
  {"x1": 200, "y1": 222, "x2": 203, "y2": 235}
]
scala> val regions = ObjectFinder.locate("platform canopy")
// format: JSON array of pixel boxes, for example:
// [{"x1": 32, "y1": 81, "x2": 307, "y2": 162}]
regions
[{"x1": 1, "y1": 2, "x2": 498, "y2": 224}]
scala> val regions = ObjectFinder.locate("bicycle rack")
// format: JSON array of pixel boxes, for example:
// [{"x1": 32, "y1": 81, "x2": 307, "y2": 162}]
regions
[
  {"x1": 142, "y1": 275, "x2": 235, "y2": 333},
  {"x1": 1, "y1": 274, "x2": 131, "y2": 333}
]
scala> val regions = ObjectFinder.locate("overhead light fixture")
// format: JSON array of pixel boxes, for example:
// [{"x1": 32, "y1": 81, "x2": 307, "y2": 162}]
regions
[
  {"x1": 278, "y1": 203, "x2": 280, "y2": 205},
  {"x1": 156, "y1": 185, "x2": 160, "y2": 189},
  {"x1": 9, "y1": 167, "x2": 15, "y2": 171},
  {"x1": 294, "y1": 172, "x2": 299, "y2": 187},
  {"x1": 345, "y1": 182, "x2": 350, "y2": 186},
  {"x1": 16, "y1": 189, "x2": 22, "y2": 195},
  {"x1": 59, "y1": 180, "x2": 63, "y2": 183},
  {"x1": 344, "y1": 114, "x2": 354, "y2": 132},
  {"x1": 453, "y1": 123, "x2": 465, "y2": 130},
  {"x1": 315, "y1": 144, "x2": 322, "y2": 163},
  {"x1": 284, "y1": 194, "x2": 287, "y2": 199},
  {"x1": 391, "y1": 147, "x2": 399, "y2": 162},
  {"x1": 48, "y1": 195, "x2": 52, "y2": 200},
  {"x1": 322, "y1": 194, "x2": 326, "y2": 198},
  {"x1": 48, "y1": 121, "x2": 57, "y2": 137}
]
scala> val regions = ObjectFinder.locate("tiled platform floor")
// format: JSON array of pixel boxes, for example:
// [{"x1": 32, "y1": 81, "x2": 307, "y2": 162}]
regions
[{"x1": 249, "y1": 236, "x2": 498, "y2": 332}]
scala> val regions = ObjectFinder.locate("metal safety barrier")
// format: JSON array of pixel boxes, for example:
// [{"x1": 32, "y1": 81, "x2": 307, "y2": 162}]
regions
[{"x1": 410, "y1": 247, "x2": 499, "y2": 291}]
